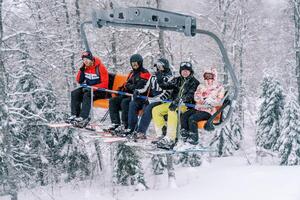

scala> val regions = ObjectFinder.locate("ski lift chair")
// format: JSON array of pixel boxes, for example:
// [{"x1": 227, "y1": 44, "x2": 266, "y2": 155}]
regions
[
  {"x1": 81, "y1": 7, "x2": 239, "y2": 126},
  {"x1": 93, "y1": 73, "x2": 128, "y2": 109},
  {"x1": 197, "y1": 91, "x2": 231, "y2": 131}
]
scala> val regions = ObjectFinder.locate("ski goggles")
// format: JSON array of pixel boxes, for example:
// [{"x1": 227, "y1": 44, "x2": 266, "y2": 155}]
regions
[
  {"x1": 153, "y1": 61, "x2": 165, "y2": 70},
  {"x1": 203, "y1": 72, "x2": 215, "y2": 80},
  {"x1": 180, "y1": 62, "x2": 192, "y2": 69}
]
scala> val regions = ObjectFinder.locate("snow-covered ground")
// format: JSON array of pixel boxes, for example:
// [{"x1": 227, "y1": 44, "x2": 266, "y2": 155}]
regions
[{"x1": 3, "y1": 156, "x2": 300, "y2": 200}]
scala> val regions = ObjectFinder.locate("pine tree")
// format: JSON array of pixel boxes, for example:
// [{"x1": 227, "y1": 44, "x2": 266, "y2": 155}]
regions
[
  {"x1": 210, "y1": 112, "x2": 242, "y2": 157},
  {"x1": 274, "y1": 93, "x2": 300, "y2": 165},
  {"x1": 114, "y1": 144, "x2": 147, "y2": 188},
  {"x1": 175, "y1": 153, "x2": 202, "y2": 167},
  {"x1": 256, "y1": 77, "x2": 285, "y2": 150},
  {"x1": 151, "y1": 155, "x2": 167, "y2": 175}
]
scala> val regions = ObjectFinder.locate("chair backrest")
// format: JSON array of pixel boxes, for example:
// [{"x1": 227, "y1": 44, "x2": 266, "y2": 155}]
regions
[{"x1": 111, "y1": 73, "x2": 128, "y2": 97}]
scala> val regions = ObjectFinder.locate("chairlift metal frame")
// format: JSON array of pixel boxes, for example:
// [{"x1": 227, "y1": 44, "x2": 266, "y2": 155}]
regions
[{"x1": 80, "y1": 7, "x2": 239, "y2": 130}]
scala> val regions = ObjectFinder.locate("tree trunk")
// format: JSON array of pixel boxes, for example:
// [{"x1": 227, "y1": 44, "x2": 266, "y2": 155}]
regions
[
  {"x1": 62, "y1": 0, "x2": 77, "y2": 88},
  {"x1": 94, "y1": 141, "x2": 103, "y2": 171},
  {"x1": 294, "y1": 1, "x2": 300, "y2": 103},
  {"x1": 297, "y1": 51, "x2": 300, "y2": 103},
  {"x1": 166, "y1": 155, "x2": 177, "y2": 188},
  {"x1": 0, "y1": 1, "x2": 18, "y2": 199}
]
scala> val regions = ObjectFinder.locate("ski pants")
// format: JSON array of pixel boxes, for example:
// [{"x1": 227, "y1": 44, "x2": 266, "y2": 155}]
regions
[
  {"x1": 181, "y1": 109, "x2": 211, "y2": 134},
  {"x1": 136, "y1": 102, "x2": 162, "y2": 134},
  {"x1": 127, "y1": 99, "x2": 148, "y2": 131},
  {"x1": 152, "y1": 102, "x2": 188, "y2": 141},
  {"x1": 109, "y1": 95, "x2": 131, "y2": 128},
  {"x1": 71, "y1": 87, "x2": 106, "y2": 119}
]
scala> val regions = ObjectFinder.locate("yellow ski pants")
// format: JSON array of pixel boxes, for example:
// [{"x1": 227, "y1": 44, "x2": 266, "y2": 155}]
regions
[{"x1": 152, "y1": 102, "x2": 188, "y2": 140}]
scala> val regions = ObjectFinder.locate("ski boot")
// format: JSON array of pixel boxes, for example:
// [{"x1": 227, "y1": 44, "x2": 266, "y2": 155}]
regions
[
  {"x1": 103, "y1": 124, "x2": 120, "y2": 133},
  {"x1": 128, "y1": 131, "x2": 147, "y2": 142},
  {"x1": 65, "y1": 115, "x2": 77, "y2": 124},
  {"x1": 175, "y1": 132, "x2": 199, "y2": 151},
  {"x1": 156, "y1": 136, "x2": 176, "y2": 150},
  {"x1": 151, "y1": 125, "x2": 167, "y2": 144},
  {"x1": 73, "y1": 117, "x2": 90, "y2": 128},
  {"x1": 186, "y1": 132, "x2": 199, "y2": 145},
  {"x1": 111, "y1": 125, "x2": 126, "y2": 136},
  {"x1": 180, "y1": 129, "x2": 190, "y2": 142}
]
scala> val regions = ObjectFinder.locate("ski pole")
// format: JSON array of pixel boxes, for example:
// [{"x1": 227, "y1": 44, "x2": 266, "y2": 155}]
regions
[{"x1": 80, "y1": 84, "x2": 197, "y2": 108}]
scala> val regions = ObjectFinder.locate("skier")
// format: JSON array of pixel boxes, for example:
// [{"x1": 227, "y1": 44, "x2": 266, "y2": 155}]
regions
[
  {"x1": 180, "y1": 68, "x2": 225, "y2": 146},
  {"x1": 152, "y1": 61, "x2": 200, "y2": 149},
  {"x1": 106, "y1": 54, "x2": 151, "y2": 133},
  {"x1": 66, "y1": 51, "x2": 109, "y2": 128},
  {"x1": 123, "y1": 58, "x2": 174, "y2": 138}
]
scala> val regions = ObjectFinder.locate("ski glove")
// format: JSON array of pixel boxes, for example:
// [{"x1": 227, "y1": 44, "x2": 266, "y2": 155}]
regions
[
  {"x1": 80, "y1": 64, "x2": 85, "y2": 72},
  {"x1": 169, "y1": 97, "x2": 180, "y2": 111}
]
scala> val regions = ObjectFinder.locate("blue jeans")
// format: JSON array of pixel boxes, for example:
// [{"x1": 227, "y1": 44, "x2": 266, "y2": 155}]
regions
[
  {"x1": 128, "y1": 99, "x2": 147, "y2": 131},
  {"x1": 136, "y1": 102, "x2": 162, "y2": 134}
]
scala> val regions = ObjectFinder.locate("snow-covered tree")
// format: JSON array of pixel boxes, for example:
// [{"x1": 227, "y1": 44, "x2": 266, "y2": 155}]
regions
[
  {"x1": 114, "y1": 144, "x2": 147, "y2": 188},
  {"x1": 151, "y1": 155, "x2": 167, "y2": 175},
  {"x1": 175, "y1": 153, "x2": 202, "y2": 167},
  {"x1": 210, "y1": 113, "x2": 242, "y2": 156},
  {"x1": 274, "y1": 93, "x2": 300, "y2": 165},
  {"x1": 256, "y1": 77, "x2": 285, "y2": 150},
  {"x1": 291, "y1": 0, "x2": 300, "y2": 103}
]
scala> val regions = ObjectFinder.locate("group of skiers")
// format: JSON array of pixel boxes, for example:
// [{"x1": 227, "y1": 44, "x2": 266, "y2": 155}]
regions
[{"x1": 66, "y1": 51, "x2": 225, "y2": 150}]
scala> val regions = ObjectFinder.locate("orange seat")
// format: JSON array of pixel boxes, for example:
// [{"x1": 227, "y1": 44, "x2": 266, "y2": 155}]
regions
[
  {"x1": 93, "y1": 73, "x2": 128, "y2": 109},
  {"x1": 197, "y1": 106, "x2": 222, "y2": 129}
]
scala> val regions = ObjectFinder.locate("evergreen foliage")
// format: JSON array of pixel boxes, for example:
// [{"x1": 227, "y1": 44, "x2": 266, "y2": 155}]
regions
[
  {"x1": 274, "y1": 94, "x2": 300, "y2": 165},
  {"x1": 114, "y1": 144, "x2": 146, "y2": 187},
  {"x1": 210, "y1": 112, "x2": 242, "y2": 156},
  {"x1": 151, "y1": 155, "x2": 167, "y2": 175},
  {"x1": 175, "y1": 153, "x2": 202, "y2": 167},
  {"x1": 256, "y1": 77, "x2": 285, "y2": 150}
]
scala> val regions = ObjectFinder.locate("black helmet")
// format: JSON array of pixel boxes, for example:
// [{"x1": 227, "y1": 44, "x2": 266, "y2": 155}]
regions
[
  {"x1": 154, "y1": 58, "x2": 170, "y2": 71},
  {"x1": 130, "y1": 54, "x2": 143, "y2": 68},
  {"x1": 179, "y1": 61, "x2": 193, "y2": 75}
]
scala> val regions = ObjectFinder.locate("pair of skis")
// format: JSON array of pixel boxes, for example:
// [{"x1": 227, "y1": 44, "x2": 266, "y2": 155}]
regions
[{"x1": 46, "y1": 122, "x2": 213, "y2": 155}]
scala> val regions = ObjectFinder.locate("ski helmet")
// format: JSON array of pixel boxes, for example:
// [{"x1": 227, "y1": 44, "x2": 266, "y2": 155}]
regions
[
  {"x1": 130, "y1": 54, "x2": 143, "y2": 68},
  {"x1": 154, "y1": 58, "x2": 170, "y2": 71},
  {"x1": 179, "y1": 61, "x2": 193, "y2": 75},
  {"x1": 81, "y1": 51, "x2": 93, "y2": 61}
]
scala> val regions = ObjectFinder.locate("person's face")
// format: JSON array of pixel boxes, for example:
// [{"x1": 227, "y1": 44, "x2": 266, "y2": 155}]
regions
[
  {"x1": 131, "y1": 62, "x2": 140, "y2": 70},
  {"x1": 156, "y1": 65, "x2": 165, "y2": 72},
  {"x1": 205, "y1": 79, "x2": 214, "y2": 85},
  {"x1": 83, "y1": 58, "x2": 93, "y2": 66},
  {"x1": 181, "y1": 69, "x2": 191, "y2": 78}
]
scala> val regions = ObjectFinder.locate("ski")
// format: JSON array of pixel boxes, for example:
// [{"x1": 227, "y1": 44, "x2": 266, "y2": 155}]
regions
[
  {"x1": 125, "y1": 140, "x2": 157, "y2": 150},
  {"x1": 47, "y1": 123, "x2": 73, "y2": 128},
  {"x1": 147, "y1": 146, "x2": 213, "y2": 155},
  {"x1": 46, "y1": 123, "x2": 152, "y2": 144}
]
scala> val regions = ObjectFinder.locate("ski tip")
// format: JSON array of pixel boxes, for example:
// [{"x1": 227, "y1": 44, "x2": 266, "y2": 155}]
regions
[
  {"x1": 46, "y1": 123, "x2": 73, "y2": 128},
  {"x1": 102, "y1": 137, "x2": 127, "y2": 143}
]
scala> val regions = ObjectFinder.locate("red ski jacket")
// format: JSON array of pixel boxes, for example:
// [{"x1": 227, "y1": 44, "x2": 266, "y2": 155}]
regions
[{"x1": 76, "y1": 57, "x2": 109, "y2": 89}]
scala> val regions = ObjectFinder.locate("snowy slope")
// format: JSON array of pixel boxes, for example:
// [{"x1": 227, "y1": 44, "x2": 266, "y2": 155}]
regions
[{"x1": 4, "y1": 156, "x2": 300, "y2": 200}]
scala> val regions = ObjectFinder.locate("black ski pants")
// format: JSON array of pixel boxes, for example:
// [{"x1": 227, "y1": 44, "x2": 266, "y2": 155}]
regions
[
  {"x1": 181, "y1": 109, "x2": 212, "y2": 134},
  {"x1": 109, "y1": 95, "x2": 131, "y2": 128},
  {"x1": 71, "y1": 87, "x2": 106, "y2": 119}
]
